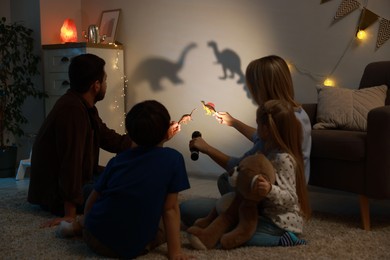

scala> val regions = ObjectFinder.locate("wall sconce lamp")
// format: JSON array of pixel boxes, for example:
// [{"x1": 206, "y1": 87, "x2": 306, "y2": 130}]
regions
[{"x1": 60, "y1": 18, "x2": 78, "y2": 43}]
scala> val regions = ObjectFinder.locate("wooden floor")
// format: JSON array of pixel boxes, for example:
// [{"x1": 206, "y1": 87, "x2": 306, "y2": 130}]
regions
[{"x1": 2, "y1": 175, "x2": 390, "y2": 221}]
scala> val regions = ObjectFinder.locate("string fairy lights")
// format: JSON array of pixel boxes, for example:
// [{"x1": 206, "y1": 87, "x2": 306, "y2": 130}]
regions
[
  {"x1": 356, "y1": 29, "x2": 367, "y2": 40},
  {"x1": 120, "y1": 75, "x2": 128, "y2": 129},
  {"x1": 108, "y1": 49, "x2": 127, "y2": 130},
  {"x1": 289, "y1": 0, "x2": 388, "y2": 88},
  {"x1": 287, "y1": 61, "x2": 336, "y2": 88},
  {"x1": 329, "y1": 0, "x2": 390, "y2": 48}
]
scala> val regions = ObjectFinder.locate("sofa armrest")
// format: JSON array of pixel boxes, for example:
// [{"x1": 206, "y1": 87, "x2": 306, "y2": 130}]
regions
[{"x1": 366, "y1": 105, "x2": 390, "y2": 198}]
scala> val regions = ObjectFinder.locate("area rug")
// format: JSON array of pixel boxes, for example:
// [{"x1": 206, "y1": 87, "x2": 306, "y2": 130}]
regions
[{"x1": 1, "y1": 189, "x2": 390, "y2": 259}]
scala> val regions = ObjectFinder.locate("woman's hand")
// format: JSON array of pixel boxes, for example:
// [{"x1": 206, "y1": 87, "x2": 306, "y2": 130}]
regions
[
  {"x1": 215, "y1": 111, "x2": 235, "y2": 126},
  {"x1": 189, "y1": 137, "x2": 210, "y2": 154}
]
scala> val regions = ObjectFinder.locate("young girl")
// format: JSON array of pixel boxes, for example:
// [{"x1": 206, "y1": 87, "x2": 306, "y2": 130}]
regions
[
  {"x1": 247, "y1": 99, "x2": 311, "y2": 246},
  {"x1": 57, "y1": 100, "x2": 192, "y2": 259},
  {"x1": 187, "y1": 99, "x2": 310, "y2": 248}
]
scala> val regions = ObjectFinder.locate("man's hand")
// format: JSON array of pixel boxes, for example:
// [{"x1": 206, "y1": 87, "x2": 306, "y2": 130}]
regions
[
  {"x1": 40, "y1": 216, "x2": 74, "y2": 228},
  {"x1": 41, "y1": 200, "x2": 77, "y2": 228}
]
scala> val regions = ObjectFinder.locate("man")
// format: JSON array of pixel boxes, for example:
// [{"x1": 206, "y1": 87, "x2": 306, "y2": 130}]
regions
[{"x1": 28, "y1": 54, "x2": 132, "y2": 227}]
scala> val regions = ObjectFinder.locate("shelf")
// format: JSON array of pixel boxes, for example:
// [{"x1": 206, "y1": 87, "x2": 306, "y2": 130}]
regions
[{"x1": 42, "y1": 42, "x2": 123, "y2": 50}]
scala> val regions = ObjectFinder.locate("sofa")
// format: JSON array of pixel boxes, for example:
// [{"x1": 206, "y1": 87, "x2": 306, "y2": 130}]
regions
[{"x1": 302, "y1": 61, "x2": 390, "y2": 231}]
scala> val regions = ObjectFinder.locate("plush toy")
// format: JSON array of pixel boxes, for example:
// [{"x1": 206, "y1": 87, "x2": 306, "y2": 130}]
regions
[{"x1": 187, "y1": 153, "x2": 276, "y2": 250}]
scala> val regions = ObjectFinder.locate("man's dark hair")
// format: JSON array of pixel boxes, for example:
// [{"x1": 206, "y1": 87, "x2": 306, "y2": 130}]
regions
[
  {"x1": 125, "y1": 100, "x2": 171, "y2": 147},
  {"x1": 68, "y1": 54, "x2": 106, "y2": 93}
]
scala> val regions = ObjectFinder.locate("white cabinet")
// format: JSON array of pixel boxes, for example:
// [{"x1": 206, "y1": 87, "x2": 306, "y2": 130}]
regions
[{"x1": 42, "y1": 43, "x2": 126, "y2": 166}]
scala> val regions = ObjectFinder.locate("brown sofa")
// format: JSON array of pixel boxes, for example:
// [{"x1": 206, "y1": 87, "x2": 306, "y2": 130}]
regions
[{"x1": 302, "y1": 61, "x2": 390, "y2": 231}]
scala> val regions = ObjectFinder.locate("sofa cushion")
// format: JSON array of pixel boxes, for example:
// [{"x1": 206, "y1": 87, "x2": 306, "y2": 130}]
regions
[
  {"x1": 310, "y1": 129, "x2": 366, "y2": 161},
  {"x1": 313, "y1": 85, "x2": 388, "y2": 131}
]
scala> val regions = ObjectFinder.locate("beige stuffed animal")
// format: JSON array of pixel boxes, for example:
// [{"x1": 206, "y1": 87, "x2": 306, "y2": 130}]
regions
[{"x1": 187, "y1": 153, "x2": 276, "y2": 250}]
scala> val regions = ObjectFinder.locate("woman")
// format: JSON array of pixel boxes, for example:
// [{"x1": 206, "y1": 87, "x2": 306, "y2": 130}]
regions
[{"x1": 181, "y1": 55, "x2": 312, "y2": 247}]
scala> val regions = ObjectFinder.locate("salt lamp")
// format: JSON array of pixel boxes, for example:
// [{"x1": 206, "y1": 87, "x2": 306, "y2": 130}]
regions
[{"x1": 60, "y1": 18, "x2": 77, "y2": 43}]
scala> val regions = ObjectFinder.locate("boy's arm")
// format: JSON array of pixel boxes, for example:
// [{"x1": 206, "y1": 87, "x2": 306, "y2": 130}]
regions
[{"x1": 162, "y1": 193, "x2": 188, "y2": 259}]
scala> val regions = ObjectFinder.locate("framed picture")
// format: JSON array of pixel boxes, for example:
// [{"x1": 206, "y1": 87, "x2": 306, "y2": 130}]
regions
[{"x1": 99, "y1": 9, "x2": 121, "y2": 43}]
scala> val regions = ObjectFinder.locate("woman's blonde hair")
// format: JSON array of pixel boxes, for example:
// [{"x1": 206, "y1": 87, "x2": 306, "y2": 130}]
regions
[
  {"x1": 246, "y1": 55, "x2": 300, "y2": 108},
  {"x1": 257, "y1": 99, "x2": 311, "y2": 220}
]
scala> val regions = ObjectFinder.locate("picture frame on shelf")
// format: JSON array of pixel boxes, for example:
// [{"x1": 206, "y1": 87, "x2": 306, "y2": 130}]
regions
[{"x1": 99, "y1": 9, "x2": 121, "y2": 43}]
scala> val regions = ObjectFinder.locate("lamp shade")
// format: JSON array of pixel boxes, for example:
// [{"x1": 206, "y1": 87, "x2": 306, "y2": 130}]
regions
[{"x1": 60, "y1": 18, "x2": 77, "y2": 43}]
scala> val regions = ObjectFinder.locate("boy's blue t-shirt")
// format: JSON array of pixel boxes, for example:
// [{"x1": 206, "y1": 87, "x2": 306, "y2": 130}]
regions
[{"x1": 84, "y1": 146, "x2": 190, "y2": 259}]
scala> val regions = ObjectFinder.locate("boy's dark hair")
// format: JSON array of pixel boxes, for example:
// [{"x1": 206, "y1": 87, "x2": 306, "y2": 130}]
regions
[
  {"x1": 68, "y1": 54, "x2": 106, "y2": 93},
  {"x1": 125, "y1": 100, "x2": 171, "y2": 147}
]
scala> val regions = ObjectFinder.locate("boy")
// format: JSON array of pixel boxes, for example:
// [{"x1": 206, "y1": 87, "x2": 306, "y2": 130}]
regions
[{"x1": 58, "y1": 100, "x2": 191, "y2": 259}]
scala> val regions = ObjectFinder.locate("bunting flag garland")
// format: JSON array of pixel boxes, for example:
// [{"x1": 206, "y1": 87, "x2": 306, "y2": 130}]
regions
[
  {"x1": 357, "y1": 8, "x2": 378, "y2": 32},
  {"x1": 296, "y1": 1, "x2": 389, "y2": 86},
  {"x1": 287, "y1": 1, "x2": 389, "y2": 87},
  {"x1": 333, "y1": 0, "x2": 360, "y2": 22},
  {"x1": 326, "y1": 0, "x2": 390, "y2": 49},
  {"x1": 376, "y1": 18, "x2": 390, "y2": 49}
]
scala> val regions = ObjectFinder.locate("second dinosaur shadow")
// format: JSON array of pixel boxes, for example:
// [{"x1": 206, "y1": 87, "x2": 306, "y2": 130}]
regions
[
  {"x1": 208, "y1": 41, "x2": 253, "y2": 103},
  {"x1": 208, "y1": 41, "x2": 245, "y2": 84}
]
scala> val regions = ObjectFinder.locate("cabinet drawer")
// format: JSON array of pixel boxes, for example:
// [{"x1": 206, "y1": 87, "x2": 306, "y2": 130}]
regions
[
  {"x1": 44, "y1": 73, "x2": 70, "y2": 95},
  {"x1": 43, "y1": 48, "x2": 85, "y2": 72}
]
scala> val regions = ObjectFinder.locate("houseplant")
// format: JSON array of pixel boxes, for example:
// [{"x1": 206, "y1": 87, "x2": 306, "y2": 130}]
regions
[{"x1": 0, "y1": 17, "x2": 47, "y2": 177}]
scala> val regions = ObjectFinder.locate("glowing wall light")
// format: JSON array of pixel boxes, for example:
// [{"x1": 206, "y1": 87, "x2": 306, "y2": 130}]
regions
[
  {"x1": 356, "y1": 29, "x2": 367, "y2": 40},
  {"x1": 323, "y1": 78, "x2": 335, "y2": 87}
]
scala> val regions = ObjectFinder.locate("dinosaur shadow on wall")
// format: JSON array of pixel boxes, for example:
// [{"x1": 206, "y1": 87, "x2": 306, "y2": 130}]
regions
[
  {"x1": 208, "y1": 41, "x2": 254, "y2": 103},
  {"x1": 129, "y1": 43, "x2": 197, "y2": 91}
]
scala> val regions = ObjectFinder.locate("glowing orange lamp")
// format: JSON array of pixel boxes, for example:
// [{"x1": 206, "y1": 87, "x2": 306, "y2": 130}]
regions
[{"x1": 60, "y1": 18, "x2": 78, "y2": 43}]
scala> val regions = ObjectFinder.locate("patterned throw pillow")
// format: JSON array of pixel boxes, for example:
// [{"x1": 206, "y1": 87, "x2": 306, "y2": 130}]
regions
[{"x1": 314, "y1": 85, "x2": 388, "y2": 131}]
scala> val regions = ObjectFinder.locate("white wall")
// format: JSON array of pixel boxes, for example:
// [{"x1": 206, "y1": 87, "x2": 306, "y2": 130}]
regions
[
  {"x1": 0, "y1": 1, "x2": 10, "y2": 20},
  {"x1": 39, "y1": 0, "x2": 390, "y2": 177}
]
